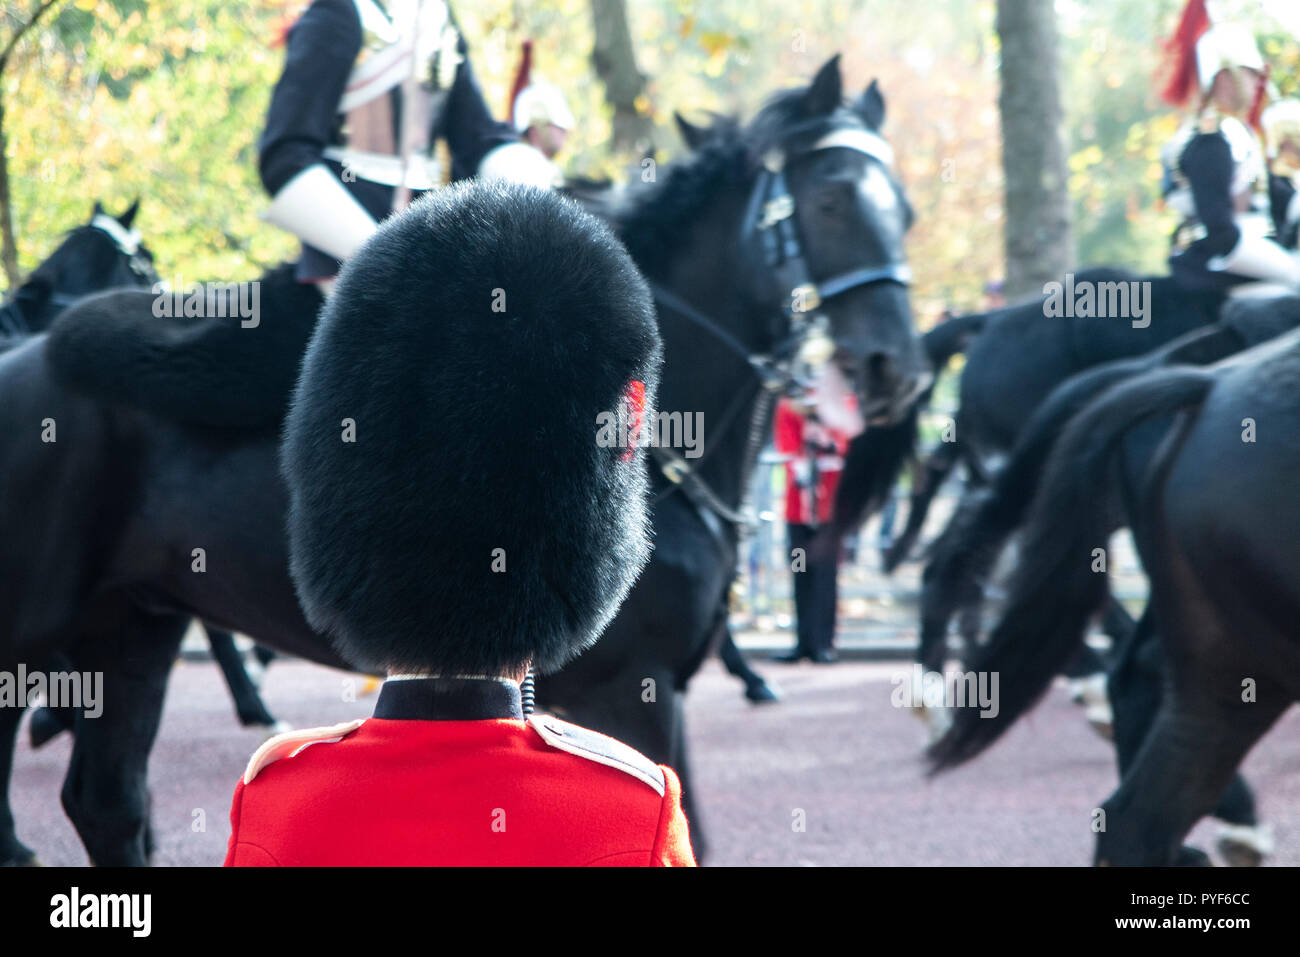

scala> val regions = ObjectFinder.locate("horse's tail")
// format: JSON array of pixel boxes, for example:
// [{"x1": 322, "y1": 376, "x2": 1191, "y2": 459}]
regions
[
  {"x1": 919, "y1": 355, "x2": 1161, "y2": 640},
  {"x1": 922, "y1": 312, "x2": 986, "y2": 370},
  {"x1": 927, "y1": 366, "x2": 1215, "y2": 771}
]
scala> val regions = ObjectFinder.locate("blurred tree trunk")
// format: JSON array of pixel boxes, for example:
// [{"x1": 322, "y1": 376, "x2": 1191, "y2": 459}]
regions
[
  {"x1": 996, "y1": 0, "x2": 1073, "y2": 301},
  {"x1": 589, "y1": 0, "x2": 652, "y2": 154},
  {"x1": 1, "y1": 0, "x2": 63, "y2": 289}
]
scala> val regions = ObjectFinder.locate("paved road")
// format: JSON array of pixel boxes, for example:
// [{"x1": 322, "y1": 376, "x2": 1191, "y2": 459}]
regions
[{"x1": 10, "y1": 657, "x2": 1298, "y2": 866}]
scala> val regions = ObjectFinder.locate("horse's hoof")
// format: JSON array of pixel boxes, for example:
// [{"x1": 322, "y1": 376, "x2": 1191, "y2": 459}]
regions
[
  {"x1": 1175, "y1": 845, "x2": 1213, "y2": 866},
  {"x1": 1, "y1": 846, "x2": 40, "y2": 867},
  {"x1": 1069, "y1": 673, "x2": 1114, "y2": 740},
  {"x1": 262, "y1": 721, "x2": 293, "y2": 741},
  {"x1": 744, "y1": 680, "x2": 782, "y2": 704},
  {"x1": 1067, "y1": 672, "x2": 1107, "y2": 705},
  {"x1": 245, "y1": 657, "x2": 267, "y2": 691},
  {"x1": 28, "y1": 708, "x2": 67, "y2": 749},
  {"x1": 1087, "y1": 713, "x2": 1114, "y2": 741},
  {"x1": 1217, "y1": 824, "x2": 1272, "y2": 867},
  {"x1": 912, "y1": 705, "x2": 951, "y2": 744}
]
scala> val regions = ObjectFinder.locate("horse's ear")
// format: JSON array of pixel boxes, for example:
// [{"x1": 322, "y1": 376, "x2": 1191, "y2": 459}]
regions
[
  {"x1": 855, "y1": 79, "x2": 885, "y2": 130},
  {"x1": 119, "y1": 198, "x2": 140, "y2": 229},
  {"x1": 674, "y1": 111, "x2": 708, "y2": 150},
  {"x1": 92, "y1": 200, "x2": 105, "y2": 218},
  {"x1": 804, "y1": 54, "x2": 843, "y2": 116}
]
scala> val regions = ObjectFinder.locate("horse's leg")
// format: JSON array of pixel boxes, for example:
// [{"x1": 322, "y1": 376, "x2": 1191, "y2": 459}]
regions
[
  {"x1": 61, "y1": 607, "x2": 187, "y2": 866},
  {"x1": 1062, "y1": 602, "x2": 1118, "y2": 739},
  {"x1": 883, "y1": 440, "x2": 960, "y2": 572},
  {"x1": 206, "y1": 625, "x2": 281, "y2": 729},
  {"x1": 1096, "y1": 688, "x2": 1285, "y2": 866},
  {"x1": 0, "y1": 699, "x2": 36, "y2": 866},
  {"x1": 913, "y1": 574, "x2": 962, "y2": 740},
  {"x1": 1108, "y1": 608, "x2": 1160, "y2": 776},
  {"x1": 669, "y1": 689, "x2": 708, "y2": 862},
  {"x1": 27, "y1": 650, "x2": 77, "y2": 748},
  {"x1": 1108, "y1": 608, "x2": 1265, "y2": 863},
  {"x1": 718, "y1": 629, "x2": 779, "y2": 704}
]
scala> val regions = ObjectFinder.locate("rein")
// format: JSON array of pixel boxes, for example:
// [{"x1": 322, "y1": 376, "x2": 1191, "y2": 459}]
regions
[{"x1": 648, "y1": 121, "x2": 911, "y2": 538}]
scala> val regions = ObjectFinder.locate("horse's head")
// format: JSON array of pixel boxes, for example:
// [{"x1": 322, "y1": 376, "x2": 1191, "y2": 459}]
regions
[
  {"x1": 741, "y1": 55, "x2": 928, "y2": 426},
  {"x1": 3, "y1": 201, "x2": 157, "y2": 336},
  {"x1": 46, "y1": 201, "x2": 157, "y2": 295}
]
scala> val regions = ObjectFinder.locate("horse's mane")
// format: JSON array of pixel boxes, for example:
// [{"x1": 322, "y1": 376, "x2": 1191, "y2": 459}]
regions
[{"x1": 609, "y1": 86, "x2": 819, "y2": 274}]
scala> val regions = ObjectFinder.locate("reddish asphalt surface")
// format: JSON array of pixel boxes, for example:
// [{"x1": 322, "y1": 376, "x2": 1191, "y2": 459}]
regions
[{"x1": 9, "y1": 657, "x2": 1299, "y2": 866}]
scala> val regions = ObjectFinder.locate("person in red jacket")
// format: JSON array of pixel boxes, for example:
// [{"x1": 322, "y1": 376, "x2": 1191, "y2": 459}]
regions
[
  {"x1": 772, "y1": 393, "x2": 853, "y2": 664},
  {"x1": 224, "y1": 181, "x2": 694, "y2": 866}
]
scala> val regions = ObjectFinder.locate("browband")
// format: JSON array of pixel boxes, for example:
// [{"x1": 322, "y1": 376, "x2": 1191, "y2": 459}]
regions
[{"x1": 810, "y1": 127, "x2": 895, "y2": 168}]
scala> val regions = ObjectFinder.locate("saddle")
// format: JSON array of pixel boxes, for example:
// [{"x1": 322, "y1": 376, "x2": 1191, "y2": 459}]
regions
[{"x1": 45, "y1": 264, "x2": 323, "y2": 431}]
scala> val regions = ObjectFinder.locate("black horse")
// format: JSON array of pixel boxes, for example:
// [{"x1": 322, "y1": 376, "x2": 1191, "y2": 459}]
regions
[
  {"x1": 3, "y1": 208, "x2": 286, "y2": 750},
  {"x1": 929, "y1": 315, "x2": 1300, "y2": 865},
  {"x1": 0, "y1": 201, "x2": 153, "y2": 338},
  {"x1": 872, "y1": 271, "x2": 1228, "y2": 574},
  {"x1": 0, "y1": 55, "x2": 925, "y2": 865},
  {"x1": 920, "y1": 295, "x2": 1300, "y2": 863}
]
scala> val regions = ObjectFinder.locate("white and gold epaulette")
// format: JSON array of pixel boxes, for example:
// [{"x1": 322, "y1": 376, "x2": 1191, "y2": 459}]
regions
[
  {"x1": 526, "y1": 715, "x2": 665, "y2": 796},
  {"x1": 242, "y1": 719, "x2": 367, "y2": 784}
]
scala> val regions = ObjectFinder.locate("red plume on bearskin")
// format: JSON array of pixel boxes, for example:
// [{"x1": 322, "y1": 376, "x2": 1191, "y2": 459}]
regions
[
  {"x1": 508, "y1": 39, "x2": 534, "y2": 122},
  {"x1": 1158, "y1": 0, "x2": 1211, "y2": 107},
  {"x1": 620, "y1": 379, "x2": 646, "y2": 461}
]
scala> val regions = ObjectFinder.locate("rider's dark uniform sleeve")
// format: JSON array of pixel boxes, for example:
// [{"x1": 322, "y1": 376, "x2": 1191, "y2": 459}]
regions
[
  {"x1": 441, "y1": 26, "x2": 519, "y2": 181},
  {"x1": 1180, "y1": 131, "x2": 1240, "y2": 261},
  {"x1": 259, "y1": 0, "x2": 362, "y2": 197}
]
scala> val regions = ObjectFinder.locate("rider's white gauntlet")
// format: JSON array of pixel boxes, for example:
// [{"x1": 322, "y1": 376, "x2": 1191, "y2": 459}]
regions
[{"x1": 264, "y1": 164, "x2": 379, "y2": 263}]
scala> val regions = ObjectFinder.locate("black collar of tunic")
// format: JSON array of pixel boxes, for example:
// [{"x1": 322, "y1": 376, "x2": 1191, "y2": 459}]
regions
[{"x1": 373, "y1": 677, "x2": 523, "y2": 721}]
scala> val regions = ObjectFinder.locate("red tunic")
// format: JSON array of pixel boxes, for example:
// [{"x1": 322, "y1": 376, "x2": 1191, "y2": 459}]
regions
[
  {"x1": 224, "y1": 678, "x2": 695, "y2": 867},
  {"x1": 774, "y1": 398, "x2": 850, "y2": 526}
]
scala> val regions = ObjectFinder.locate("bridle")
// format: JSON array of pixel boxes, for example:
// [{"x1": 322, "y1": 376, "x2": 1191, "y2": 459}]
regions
[
  {"x1": 46, "y1": 214, "x2": 155, "y2": 311},
  {"x1": 647, "y1": 118, "x2": 912, "y2": 536}
]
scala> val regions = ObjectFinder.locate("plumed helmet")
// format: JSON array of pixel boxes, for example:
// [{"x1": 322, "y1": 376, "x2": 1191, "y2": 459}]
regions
[
  {"x1": 1195, "y1": 24, "x2": 1263, "y2": 91},
  {"x1": 1263, "y1": 100, "x2": 1300, "y2": 150},
  {"x1": 282, "y1": 181, "x2": 662, "y2": 677},
  {"x1": 512, "y1": 80, "x2": 576, "y2": 133}
]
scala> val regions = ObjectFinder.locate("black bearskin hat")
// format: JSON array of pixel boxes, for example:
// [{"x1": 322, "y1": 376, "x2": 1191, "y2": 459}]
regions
[{"x1": 282, "y1": 181, "x2": 662, "y2": 676}]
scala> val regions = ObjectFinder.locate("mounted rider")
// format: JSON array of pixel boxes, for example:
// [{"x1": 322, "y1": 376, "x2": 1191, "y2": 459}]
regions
[
  {"x1": 259, "y1": 0, "x2": 558, "y2": 283},
  {"x1": 1157, "y1": 0, "x2": 1300, "y2": 291},
  {"x1": 1263, "y1": 99, "x2": 1300, "y2": 250},
  {"x1": 479, "y1": 40, "x2": 573, "y2": 187}
]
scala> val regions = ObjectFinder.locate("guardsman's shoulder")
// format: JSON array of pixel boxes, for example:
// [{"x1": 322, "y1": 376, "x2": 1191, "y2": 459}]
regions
[
  {"x1": 526, "y1": 714, "x2": 666, "y2": 797},
  {"x1": 242, "y1": 719, "x2": 367, "y2": 784}
]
